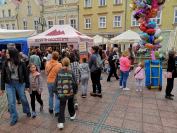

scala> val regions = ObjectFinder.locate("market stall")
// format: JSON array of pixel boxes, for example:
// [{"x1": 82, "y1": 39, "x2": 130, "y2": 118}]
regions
[
  {"x1": 93, "y1": 35, "x2": 109, "y2": 50},
  {"x1": 0, "y1": 29, "x2": 36, "y2": 55},
  {"x1": 28, "y1": 25, "x2": 93, "y2": 52}
]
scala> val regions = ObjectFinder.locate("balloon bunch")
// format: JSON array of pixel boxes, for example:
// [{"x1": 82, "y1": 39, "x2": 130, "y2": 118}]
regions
[{"x1": 130, "y1": 0, "x2": 166, "y2": 58}]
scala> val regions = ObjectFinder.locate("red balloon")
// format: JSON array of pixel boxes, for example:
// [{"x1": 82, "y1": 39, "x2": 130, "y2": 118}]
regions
[
  {"x1": 139, "y1": 24, "x2": 147, "y2": 32},
  {"x1": 146, "y1": 29, "x2": 156, "y2": 35}
]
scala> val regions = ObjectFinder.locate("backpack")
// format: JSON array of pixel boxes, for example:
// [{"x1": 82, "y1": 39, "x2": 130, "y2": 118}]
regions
[
  {"x1": 95, "y1": 54, "x2": 102, "y2": 69},
  {"x1": 54, "y1": 69, "x2": 77, "y2": 98}
]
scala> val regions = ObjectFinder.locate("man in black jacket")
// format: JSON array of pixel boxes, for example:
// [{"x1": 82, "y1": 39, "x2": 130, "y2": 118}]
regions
[{"x1": 107, "y1": 47, "x2": 119, "y2": 82}]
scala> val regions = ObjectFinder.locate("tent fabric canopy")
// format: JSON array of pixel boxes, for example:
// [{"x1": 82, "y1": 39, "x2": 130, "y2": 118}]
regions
[
  {"x1": 0, "y1": 29, "x2": 36, "y2": 39},
  {"x1": 111, "y1": 30, "x2": 141, "y2": 44},
  {"x1": 93, "y1": 35, "x2": 109, "y2": 45},
  {"x1": 28, "y1": 25, "x2": 93, "y2": 46},
  {"x1": 0, "y1": 38, "x2": 29, "y2": 55}
]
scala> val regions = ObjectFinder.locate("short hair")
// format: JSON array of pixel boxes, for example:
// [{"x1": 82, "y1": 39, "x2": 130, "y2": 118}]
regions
[
  {"x1": 122, "y1": 51, "x2": 129, "y2": 57},
  {"x1": 92, "y1": 46, "x2": 99, "y2": 53},
  {"x1": 82, "y1": 58, "x2": 87, "y2": 63},
  {"x1": 113, "y1": 47, "x2": 118, "y2": 52},
  {"x1": 52, "y1": 51, "x2": 59, "y2": 60},
  {"x1": 62, "y1": 57, "x2": 70, "y2": 67}
]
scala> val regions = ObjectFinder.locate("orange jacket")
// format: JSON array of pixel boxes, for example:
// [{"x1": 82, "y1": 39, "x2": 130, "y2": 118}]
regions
[{"x1": 45, "y1": 59, "x2": 62, "y2": 83}]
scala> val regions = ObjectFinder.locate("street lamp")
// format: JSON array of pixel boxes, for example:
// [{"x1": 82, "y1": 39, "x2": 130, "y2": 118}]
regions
[{"x1": 38, "y1": 0, "x2": 46, "y2": 32}]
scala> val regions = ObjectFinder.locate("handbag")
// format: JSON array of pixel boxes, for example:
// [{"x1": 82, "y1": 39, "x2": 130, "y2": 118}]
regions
[{"x1": 164, "y1": 72, "x2": 172, "y2": 79}]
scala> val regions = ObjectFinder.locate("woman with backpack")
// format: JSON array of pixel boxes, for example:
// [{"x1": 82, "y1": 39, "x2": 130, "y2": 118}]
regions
[
  {"x1": 54, "y1": 57, "x2": 78, "y2": 129},
  {"x1": 89, "y1": 46, "x2": 102, "y2": 98}
]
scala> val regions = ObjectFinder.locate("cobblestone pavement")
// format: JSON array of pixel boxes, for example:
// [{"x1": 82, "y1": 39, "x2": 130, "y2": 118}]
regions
[{"x1": 0, "y1": 72, "x2": 177, "y2": 133}]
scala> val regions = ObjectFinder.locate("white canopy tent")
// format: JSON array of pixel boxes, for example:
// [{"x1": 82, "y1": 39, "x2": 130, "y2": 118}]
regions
[
  {"x1": 111, "y1": 30, "x2": 141, "y2": 51},
  {"x1": 0, "y1": 29, "x2": 36, "y2": 39},
  {"x1": 28, "y1": 25, "x2": 93, "y2": 51},
  {"x1": 93, "y1": 35, "x2": 109, "y2": 45},
  {"x1": 111, "y1": 30, "x2": 141, "y2": 44}
]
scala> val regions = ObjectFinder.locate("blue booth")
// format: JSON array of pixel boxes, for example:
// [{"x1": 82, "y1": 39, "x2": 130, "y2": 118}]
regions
[{"x1": 0, "y1": 38, "x2": 29, "y2": 55}]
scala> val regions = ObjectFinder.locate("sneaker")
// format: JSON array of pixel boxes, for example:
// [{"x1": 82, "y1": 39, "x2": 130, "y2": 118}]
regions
[
  {"x1": 10, "y1": 120, "x2": 18, "y2": 126},
  {"x1": 70, "y1": 113, "x2": 76, "y2": 120},
  {"x1": 32, "y1": 112, "x2": 37, "y2": 118},
  {"x1": 57, "y1": 123, "x2": 64, "y2": 129},
  {"x1": 81, "y1": 95, "x2": 87, "y2": 98},
  {"x1": 170, "y1": 94, "x2": 174, "y2": 97},
  {"x1": 55, "y1": 112, "x2": 59, "y2": 117},
  {"x1": 165, "y1": 95, "x2": 173, "y2": 100},
  {"x1": 123, "y1": 88, "x2": 130, "y2": 91},
  {"x1": 26, "y1": 112, "x2": 31, "y2": 117},
  {"x1": 74, "y1": 103, "x2": 78, "y2": 110},
  {"x1": 49, "y1": 109, "x2": 53, "y2": 114},
  {"x1": 136, "y1": 89, "x2": 139, "y2": 92},
  {"x1": 139, "y1": 89, "x2": 142, "y2": 92},
  {"x1": 119, "y1": 86, "x2": 123, "y2": 89}
]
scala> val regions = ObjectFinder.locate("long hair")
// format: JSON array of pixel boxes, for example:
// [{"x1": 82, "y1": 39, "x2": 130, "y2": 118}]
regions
[{"x1": 8, "y1": 48, "x2": 20, "y2": 66}]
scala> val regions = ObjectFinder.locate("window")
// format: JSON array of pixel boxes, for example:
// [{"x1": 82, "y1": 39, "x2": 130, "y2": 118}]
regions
[
  {"x1": 12, "y1": 24, "x2": 15, "y2": 29},
  {"x1": 114, "y1": 0, "x2": 122, "y2": 5},
  {"x1": 59, "y1": 19, "x2": 64, "y2": 25},
  {"x1": 84, "y1": 0, "x2": 91, "y2": 7},
  {"x1": 85, "y1": 18, "x2": 91, "y2": 29},
  {"x1": 131, "y1": 12, "x2": 139, "y2": 26},
  {"x1": 1, "y1": 24, "x2": 4, "y2": 29},
  {"x1": 48, "y1": 21, "x2": 53, "y2": 28},
  {"x1": 99, "y1": 16, "x2": 106, "y2": 28},
  {"x1": 34, "y1": 20, "x2": 38, "y2": 31},
  {"x1": 23, "y1": 21, "x2": 28, "y2": 30},
  {"x1": 6, "y1": 24, "x2": 9, "y2": 29},
  {"x1": 58, "y1": 0, "x2": 64, "y2": 5},
  {"x1": 8, "y1": 9, "x2": 11, "y2": 17},
  {"x1": 70, "y1": 19, "x2": 77, "y2": 29},
  {"x1": 113, "y1": 15, "x2": 121, "y2": 27},
  {"x1": 2, "y1": 10, "x2": 5, "y2": 17},
  {"x1": 99, "y1": 0, "x2": 106, "y2": 6},
  {"x1": 151, "y1": 11, "x2": 162, "y2": 25},
  {"x1": 27, "y1": 1, "x2": 32, "y2": 16},
  {"x1": 174, "y1": 8, "x2": 177, "y2": 24}
]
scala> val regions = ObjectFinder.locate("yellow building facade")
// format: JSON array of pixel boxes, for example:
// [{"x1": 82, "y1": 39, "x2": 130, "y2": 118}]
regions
[{"x1": 79, "y1": 0, "x2": 177, "y2": 37}]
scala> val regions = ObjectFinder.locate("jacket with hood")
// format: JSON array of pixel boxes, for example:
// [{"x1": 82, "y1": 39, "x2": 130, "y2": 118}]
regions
[{"x1": 45, "y1": 59, "x2": 62, "y2": 83}]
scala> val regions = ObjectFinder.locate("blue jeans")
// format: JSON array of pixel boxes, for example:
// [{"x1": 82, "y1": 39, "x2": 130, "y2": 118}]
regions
[
  {"x1": 47, "y1": 83, "x2": 60, "y2": 113},
  {"x1": 5, "y1": 81, "x2": 30, "y2": 123},
  {"x1": 119, "y1": 71, "x2": 129, "y2": 88}
]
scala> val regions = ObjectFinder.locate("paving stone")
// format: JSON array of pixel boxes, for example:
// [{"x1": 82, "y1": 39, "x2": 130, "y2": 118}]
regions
[
  {"x1": 122, "y1": 120, "x2": 143, "y2": 132},
  {"x1": 143, "y1": 123, "x2": 163, "y2": 133}
]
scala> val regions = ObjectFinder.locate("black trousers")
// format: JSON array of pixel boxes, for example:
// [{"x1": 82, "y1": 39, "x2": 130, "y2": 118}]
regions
[
  {"x1": 91, "y1": 69, "x2": 102, "y2": 94},
  {"x1": 30, "y1": 91, "x2": 43, "y2": 112},
  {"x1": 107, "y1": 66, "x2": 119, "y2": 81},
  {"x1": 165, "y1": 78, "x2": 174, "y2": 96},
  {"x1": 58, "y1": 97, "x2": 75, "y2": 123}
]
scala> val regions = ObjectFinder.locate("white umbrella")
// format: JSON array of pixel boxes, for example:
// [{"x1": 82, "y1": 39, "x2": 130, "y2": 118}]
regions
[{"x1": 93, "y1": 35, "x2": 109, "y2": 45}]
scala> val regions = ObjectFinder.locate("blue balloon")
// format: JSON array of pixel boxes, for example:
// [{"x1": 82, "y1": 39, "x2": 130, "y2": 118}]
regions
[
  {"x1": 147, "y1": 20, "x2": 157, "y2": 29},
  {"x1": 149, "y1": 35, "x2": 155, "y2": 44}
]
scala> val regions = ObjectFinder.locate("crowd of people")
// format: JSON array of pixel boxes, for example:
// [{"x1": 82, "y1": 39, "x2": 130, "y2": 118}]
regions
[{"x1": 0, "y1": 44, "x2": 176, "y2": 130}]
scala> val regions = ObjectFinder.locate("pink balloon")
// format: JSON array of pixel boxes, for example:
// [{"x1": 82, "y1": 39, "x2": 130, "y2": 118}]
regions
[
  {"x1": 152, "y1": 0, "x2": 159, "y2": 9},
  {"x1": 151, "y1": 50, "x2": 156, "y2": 60}
]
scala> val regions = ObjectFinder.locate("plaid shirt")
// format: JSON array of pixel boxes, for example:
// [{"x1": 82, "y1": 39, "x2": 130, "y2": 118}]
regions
[{"x1": 70, "y1": 61, "x2": 80, "y2": 83}]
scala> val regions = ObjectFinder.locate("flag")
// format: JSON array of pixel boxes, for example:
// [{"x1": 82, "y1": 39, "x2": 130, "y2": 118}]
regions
[
  {"x1": 11, "y1": 0, "x2": 22, "y2": 6},
  {"x1": 0, "y1": 0, "x2": 6, "y2": 5}
]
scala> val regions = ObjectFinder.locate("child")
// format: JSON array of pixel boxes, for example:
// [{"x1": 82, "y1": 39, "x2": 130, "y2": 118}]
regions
[
  {"x1": 79, "y1": 58, "x2": 90, "y2": 98},
  {"x1": 134, "y1": 62, "x2": 145, "y2": 92},
  {"x1": 54, "y1": 57, "x2": 78, "y2": 129},
  {"x1": 28, "y1": 64, "x2": 43, "y2": 118}
]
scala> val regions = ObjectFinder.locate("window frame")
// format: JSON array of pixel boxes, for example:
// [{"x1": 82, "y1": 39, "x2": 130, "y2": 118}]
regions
[
  {"x1": 59, "y1": 19, "x2": 65, "y2": 25},
  {"x1": 58, "y1": 0, "x2": 64, "y2": 5},
  {"x1": 131, "y1": 12, "x2": 139, "y2": 27},
  {"x1": 114, "y1": 0, "x2": 122, "y2": 5},
  {"x1": 48, "y1": 21, "x2": 53, "y2": 29},
  {"x1": 2, "y1": 10, "x2": 5, "y2": 18},
  {"x1": 99, "y1": 16, "x2": 106, "y2": 28},
  {"x1": 8, "y1": 9, "x2": 11, "y2": 17},
  {"x1": 6, "y1": 24, "x2": 9, "y2": 29},
  {"x1": 99, "y1": 0, "x2": 106, "y2": 6},
  {"x1": 174, "y1": 7, "x2": 177, "y2": 24},
  {"x1": 70, "y1": 18, "x2": 77, "y2": 29},
  {"x1": 12, "y1": 24, "x2": 15, "y2": 30},
  {"x1": 150, "y1": 11, "x2": 162, "y2": 25},
  {"x1": 84, "y1": 0, "x2": 92, "y2": 8},
  {"x1": 27, "y1": 1, "x2": 32, "y2": 16},
  {"x1": 23, "y1": 21, "x2": 28, "y2": 30},
  {"x1": 85, "y1": 18, "x2": 91, "y2": 29},
  {"x1": 34, "y1": 20, "x2": 39, "y2": 31},
  {"x1": 113, "y1": 15, "x2": 122, "y2": 28}
]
